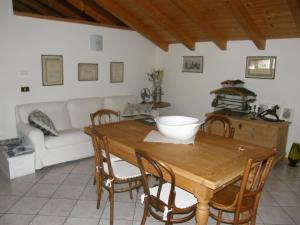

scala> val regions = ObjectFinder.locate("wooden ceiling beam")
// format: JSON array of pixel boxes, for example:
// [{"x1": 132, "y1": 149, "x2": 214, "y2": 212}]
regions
[
  {"x1": 37, "y1": 0, "x2": 84, "y2": 20},
  {"x1": 94, "y1": 0, "x2": 169, "y2": 51},
  {"x1": 66, "y1": 0, "x2": 115, "y2": 25},
  {"x1": 286, "y1": 0, "x2": 300, "y2": 31},
  {"x1": 13, "y1": 0, "x2": 37, "y2": 13},
  {"x1": 17, "y1": 0, "x2": 60, "y2": 16},
  {"x1": 13, "y1": 10, "x2": 131, "y2": 30},
  {"x1": 171, "y1": 0, "x2": 227, "y2": 50},
  {"x1": 225, "y1": 0, "x2": 266, "y2": 50},
  {"x1": 137, "y1": 0, "x2": 195, "y2": 50}
]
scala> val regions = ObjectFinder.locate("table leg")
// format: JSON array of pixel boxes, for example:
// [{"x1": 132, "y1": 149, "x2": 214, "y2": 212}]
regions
[{"x1": 195, "y1": 190, "x2": 213, "y2": 225}]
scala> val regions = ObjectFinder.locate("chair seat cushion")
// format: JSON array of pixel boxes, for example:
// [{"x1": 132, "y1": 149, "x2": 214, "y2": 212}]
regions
[
  {"x1": 149, "y1": 183, "x2": 197, "y2": 209},
  {"x1": 210, "y1": 184, "x2": 254, "y2": 212},
  {"x1": 104, "y1": 160, "x2": 141, "y2": 179},
  {"x1": 45, "y1": 128, "x2": 90, "y2": 149},
  {"x1": 103, "y1": 153, "x2": 121, "y2": 162}
]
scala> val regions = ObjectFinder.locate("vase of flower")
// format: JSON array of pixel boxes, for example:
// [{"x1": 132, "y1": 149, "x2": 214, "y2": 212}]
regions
[
  {"x1": 152, "y1": 79, "x2": 162, "y2": 103},
  {"x1": 288, "y1": 142, "x2": 300, "y2": 167},
  {"x1": 147, "y1": 70, "x2": 164, "y2": 104}
]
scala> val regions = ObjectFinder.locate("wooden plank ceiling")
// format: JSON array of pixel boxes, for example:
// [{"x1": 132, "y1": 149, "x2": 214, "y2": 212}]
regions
[{"x1": 13, "y1": 0, "x2": 300, "y2": 51}]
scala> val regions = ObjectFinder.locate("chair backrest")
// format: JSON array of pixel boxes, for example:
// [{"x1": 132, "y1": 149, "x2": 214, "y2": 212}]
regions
[
  {"x1": 200, "y1": 115, "x2": 235, "y2": 138},
  {"x1": 135, "y1": 149, "x2": 176, "y2": 216},
  {"x1": 90, "y1": 109, "x2": 120, "y2": 126},
  {"x1": 91, "y1": 130, "x2": 116, "y2": 181},
  {"x1": 233, "y1": 149, "x2": 276, "y2": 224}
]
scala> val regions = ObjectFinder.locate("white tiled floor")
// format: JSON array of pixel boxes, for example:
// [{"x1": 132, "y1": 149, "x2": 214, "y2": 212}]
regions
[{"x1": 0, "y1": 158, "x2": 299, "y2": 225}]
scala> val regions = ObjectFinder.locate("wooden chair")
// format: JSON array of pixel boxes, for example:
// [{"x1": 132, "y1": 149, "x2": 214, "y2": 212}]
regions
[
  {"x1": 90, "y1": 109, "x2": 122, "y2": 185},
  {"x1": 90, "y1": 108, "x2": 121, "y2": 126},
  {"x1": 91, "y1": 132, "x2": 143, "y2": 225},
  {"x1": 135, "y1": 149, "x2": 197, "y2": 225},
  {"x1": 200, "y1": 115, "x2": 235, "y2": 138},
  {"x1": 209, "y1": 149, "x2": 276, "y2": 225}
]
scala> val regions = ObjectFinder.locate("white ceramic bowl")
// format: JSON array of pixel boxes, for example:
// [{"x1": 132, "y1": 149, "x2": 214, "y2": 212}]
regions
[{"x1": 155, "y1": 116, "x2": 201, "y2": 140}]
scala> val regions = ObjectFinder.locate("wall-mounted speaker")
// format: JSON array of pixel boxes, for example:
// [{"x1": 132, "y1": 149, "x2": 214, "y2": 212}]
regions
[{"x1": 89, "y1": 34, "x2": 103, "y2": 51}]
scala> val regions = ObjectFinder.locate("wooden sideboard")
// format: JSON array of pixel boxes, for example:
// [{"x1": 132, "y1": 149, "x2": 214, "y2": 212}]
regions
[{"x1": 206, "y1": 113, "x2": 290, "y2": 163}]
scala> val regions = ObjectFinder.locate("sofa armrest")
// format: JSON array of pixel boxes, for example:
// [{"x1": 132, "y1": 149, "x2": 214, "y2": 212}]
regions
[{"x1": 16, "y1": 122, "x2": 45, "y2": 154}]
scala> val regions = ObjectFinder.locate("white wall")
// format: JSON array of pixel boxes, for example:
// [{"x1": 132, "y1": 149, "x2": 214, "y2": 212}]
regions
[
  {"x1": 1, "y1": 1, "x2": 299, "y2": 156},
  {"x1": 155, "y1": 39, "x2": 300, "y2": 154},
  {"x1": 0, "y1": 0, "x2": 156, "y2": 138}
]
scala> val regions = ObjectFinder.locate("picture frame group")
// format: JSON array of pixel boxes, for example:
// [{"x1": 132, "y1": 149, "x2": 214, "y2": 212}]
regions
[
  {"x1": 245, "y1": 56, "x2": 276, "y2": 79},
  {"x1": 41, "y1": 55, "x2": 125, "y2": 85}
]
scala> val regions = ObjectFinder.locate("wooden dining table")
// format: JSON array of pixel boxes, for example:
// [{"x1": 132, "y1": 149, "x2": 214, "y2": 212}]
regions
[{"x1": 84, "y1": 119, "x2": 273, "y2": 225}]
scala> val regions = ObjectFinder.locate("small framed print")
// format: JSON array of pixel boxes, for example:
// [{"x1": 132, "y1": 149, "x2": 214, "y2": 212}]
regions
[
  {"x1": 110, "y1": 62, "x2": 124, "y2": 83},
  {"x1": 78, "y1": 63, "x2": 98, "y2": 81},
  {"x1": 41, "y1": 55, "x2": 63, "y2": 86},
  {"x1": 245, "y1": 56, "x2": 276, "y2": 79},
  {"x1": 182, "y1": 56, "x2": 203, "y2": 73},
  {"x1": 280, "y1": 107, "x2": 294, "y2": 122}
]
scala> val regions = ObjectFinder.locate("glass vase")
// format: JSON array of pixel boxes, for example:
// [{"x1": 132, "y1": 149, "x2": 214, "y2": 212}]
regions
[
  {"x1": 152, "y1": 79, "x2": 162, "y2": 103},
  {"x1": 288, "y1": 142, "x2": 300, "y2": 167}
]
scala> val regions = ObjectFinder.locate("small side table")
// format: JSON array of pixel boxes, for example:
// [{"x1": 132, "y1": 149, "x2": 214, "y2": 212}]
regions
[
  {"x1": 0, "y1": 139, "x2": 35, "y2": 179},
  {"x1": 152, "y1": 102, "x2": 171, "y2": 109},
  {"x1": 0, "y1": 150, "x2": 35, "y2": 179}
]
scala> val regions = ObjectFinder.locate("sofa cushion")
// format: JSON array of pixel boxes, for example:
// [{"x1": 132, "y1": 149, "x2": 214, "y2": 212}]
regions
[
  {"x1": 67, "y1": 97, "x2": 104, "y2": 128},
  {"x1": 28, "y1": 110, "x2": 59, "y2": 136},
  {"x1": 16, "y1": 101, "x2": 72, "y2": 131},
  {"x1": 122, "y1": 103, "x2": 153, "y2": 117},
  {"x1": 44, "y1": 128, "x2": 90, "y2": 149},
  {"x1": 103, "y1": 95, "x2": 137, "y2": 112},
  {"x1": 122, "y1": 102, "x2": 140, "y2": 117}
]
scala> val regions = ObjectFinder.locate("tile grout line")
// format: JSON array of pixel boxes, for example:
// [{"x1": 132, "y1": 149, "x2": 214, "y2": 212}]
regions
[
  {"x1": 31, "y1": 163, "x2": 77, "y2": 225},
  {"x1": 262, "y1": 173, "x2": 298, "y2": 225},
  {"x1": 2, "y1": 168, "x2": 50, "y2": 225},
  {"x1": 15, "y1": 161, "x2": 77, "y2": 224},
  {"x1": 61, "y1": 158, "x2": 102, "y2": 225},
  {"x1": 3, "y1": 169, "x2": 46, "y2": 212}
]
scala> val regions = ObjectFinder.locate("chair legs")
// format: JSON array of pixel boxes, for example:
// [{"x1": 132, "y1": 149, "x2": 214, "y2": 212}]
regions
[
  {"x1": 95, "y1": 173, "x2": 102, "y2": 209},
  {"x1": 140, "y1": 202, "x2": 148, "y2": 225},
  {"x1": 166, "y1": 213, "x2": 173, "y2": 225},
  {"x1": 96, "y1": 189, "x2": 102, "y2": 209},
  {"x1": 217, "y1": 210, "x2": 222, "y2": 225},
  {"x1": 109, "y1": 188, "x2": 114, "y2": 225}
]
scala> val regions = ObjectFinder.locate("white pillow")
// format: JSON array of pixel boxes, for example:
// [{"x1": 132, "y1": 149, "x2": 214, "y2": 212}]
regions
[
  {"x1": 28, "y1": 110, "x2": 58, "y2": 136},
  {"x1": 122, "y1": 103, "x2": 153, "y2": 117},
  {"x1": 136, "y1": 103, "x2": 153, "y2": 115},
  {"x1": 122, "y1": 103, "x2": 140, "y2": 117}
]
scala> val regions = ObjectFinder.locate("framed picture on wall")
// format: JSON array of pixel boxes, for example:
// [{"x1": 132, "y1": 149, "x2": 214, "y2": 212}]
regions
[
  {"x1": 78, "y1": 63, "x2": 98, "y2": 81},
  {"x1": 280, "y1": 107, "x2": 294, "y2": 122},
  {"x1": 110, "y1": 62, "x2": 124, "y2": 83},
  {"x1": 41, "y1": 55, "x2": 63, "y2": 86},
  {"x1": 182, "y1": 56, "x2": 203, "y2": 73},
  {"x1": 245, "y1": 56, "x2": 276, "y2": 79}
]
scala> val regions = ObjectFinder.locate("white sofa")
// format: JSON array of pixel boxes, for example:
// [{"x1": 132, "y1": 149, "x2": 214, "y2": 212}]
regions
[{"x1": 15, "y1": 95, "x2": 137, "y2": 169}]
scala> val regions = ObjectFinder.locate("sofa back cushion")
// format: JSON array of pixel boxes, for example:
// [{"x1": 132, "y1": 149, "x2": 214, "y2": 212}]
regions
[
  {"x1": 67, "y1": 97, "x2": 104, "y2": 128},
  {"x1": 16, "y1": 101, "x2": 72, "y2": 131},
  {"x1": 103, "y1": 95, "x2": 137, "y2": 113}
]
